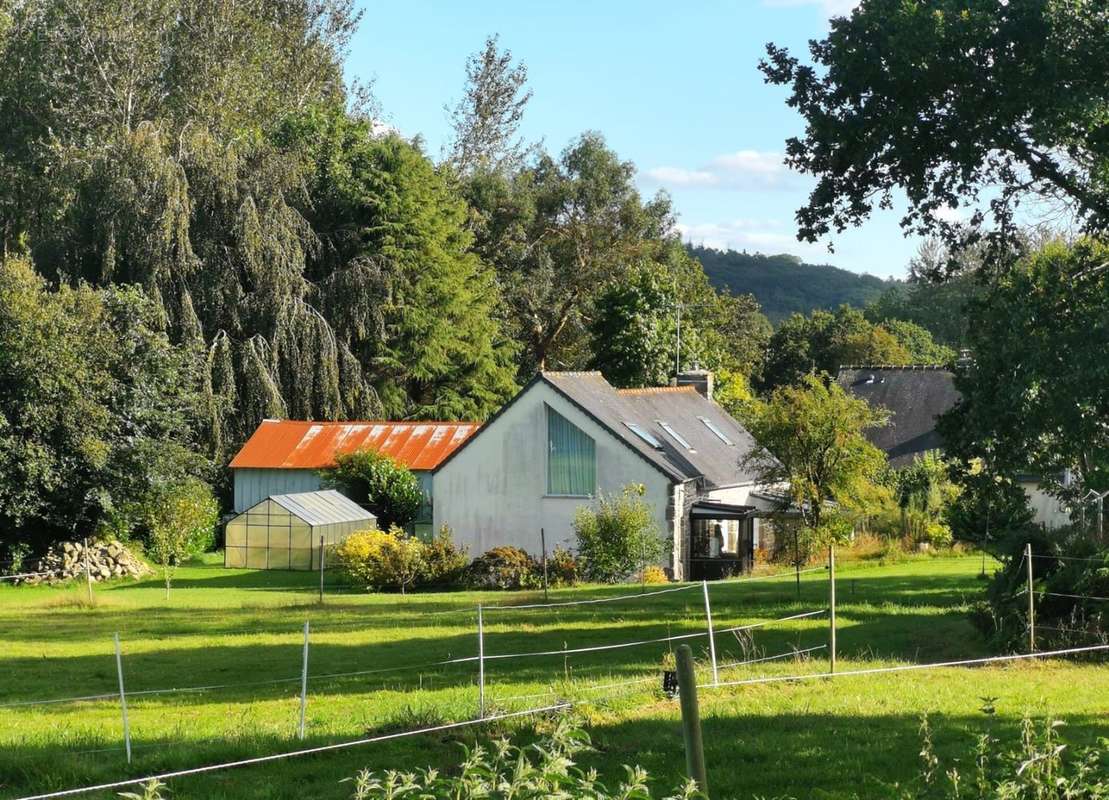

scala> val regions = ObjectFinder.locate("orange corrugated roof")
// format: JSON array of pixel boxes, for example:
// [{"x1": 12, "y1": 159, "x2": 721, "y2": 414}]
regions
[{"x1": 229, "y1": 420, "x2": 481, "y2": 471}]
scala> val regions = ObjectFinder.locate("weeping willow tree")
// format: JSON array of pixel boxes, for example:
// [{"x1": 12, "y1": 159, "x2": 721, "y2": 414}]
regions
[{"x1": 0, "y1": 0, "x2": 515, "y2": 468}]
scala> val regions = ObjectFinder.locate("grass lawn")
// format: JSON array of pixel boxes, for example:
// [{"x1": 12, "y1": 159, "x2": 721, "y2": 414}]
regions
[{"x1": 0, "y1": 553, "x2": 1106, "y2": 799}]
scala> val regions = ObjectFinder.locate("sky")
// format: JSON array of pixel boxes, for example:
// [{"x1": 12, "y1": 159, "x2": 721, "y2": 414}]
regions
[{"x1": 346, "y1": 0, "x2": 921, "y2": 280}]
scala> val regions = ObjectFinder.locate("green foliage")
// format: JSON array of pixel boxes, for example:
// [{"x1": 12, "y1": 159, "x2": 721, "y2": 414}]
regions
[
  {"x1": 0, "y1": 256, "x2": 210, "y2": 557},
  {"x1": 691, "y1": 246, "x2": 893, "y2": 324},
  {"x1": 761, "y1": 305, "x2": 952, "y2": 390},
  {"x1": 346, "y1": 718, "x2": 701, "y2": 800},
  {"x1": 464, "y1": 546, "x2": 537, "y2": 590},
  {"x1": 465, "y1": 132, "x2": 678, "y2": 373},
  {"x1": 279, "y1": 112, "x2": 519, "y2": 419},
  {"x1": 939, "y1": 240, "x2": 1109, "y2": 507},
  {"x1": 741, "y1": 373, "x2": 890, "y2": 537},
  {"x1": 421, "y1": 526, "x2": 470, "y2": 588},
  {"x1": 588, "y1": 265, "x2": 674, "y2": 387},
  {"x1": 973, "y1": 528, "x2": 1107, "y2": 652},
  {"x1": 573, "y1": 484, "x2": 666, "y2": 584},
  {"x1": 323, "y1": 450, "x2": 423, "y2": 531},
  {"x1": 547, "y1": 545, "x2": 580, "y2": 588},
  {"x1": 945, "y1": 468, "x2": 1035, "y2": 551},
  {"x1": 145, "y1": 478, "x2": 219, "y2": 597},
  {"x1": 903, "y1": 716, "x2": 1109, "y2": 800},
  {"x1": 760, "y1": 1, "x2": 1109, "y2": 261},
  {"x1": 882, "y1": 454, "x2": 960, "y2": 547},
  {"x1": 335, "y1": 527, "x2": 427, "y2": 594}
]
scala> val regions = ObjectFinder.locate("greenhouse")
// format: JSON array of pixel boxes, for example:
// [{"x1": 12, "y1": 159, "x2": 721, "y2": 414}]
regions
[{"x1": 224, "y1": 490, "x2": 375, "y2": 571}]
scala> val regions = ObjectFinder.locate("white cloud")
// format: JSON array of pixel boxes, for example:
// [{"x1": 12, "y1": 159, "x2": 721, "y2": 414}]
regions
[
  {"x1": 762, "y1": 0, "x2": 860, "y2": 18},
  {"x1": 676, "y1": 218, "x2": 817, "y2": 256},
  {"x1": 643, "y1": 150, "x2": 792, "y2": 191},
  {"x1": 932, "y1": 205, "x2": 966, "y2": 225}
]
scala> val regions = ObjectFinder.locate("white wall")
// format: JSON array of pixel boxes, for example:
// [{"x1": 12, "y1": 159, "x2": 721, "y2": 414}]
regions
[
  {"x1": 1021, "y1": 480, "x2": 1072, "y2": 530},
  {"x1": 233, "y1": 468, "x2": 322, "y2": 512},
  {"x1": 434, "y1": 380, "x2": 675, "y2": 568}
]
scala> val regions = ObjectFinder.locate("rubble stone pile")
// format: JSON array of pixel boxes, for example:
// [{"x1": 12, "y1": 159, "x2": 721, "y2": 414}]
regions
[{"x1": 22, "y1": 540, "x2": 151, "y2": 583}]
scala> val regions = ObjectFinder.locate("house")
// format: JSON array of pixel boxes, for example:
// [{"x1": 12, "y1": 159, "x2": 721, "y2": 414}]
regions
[
  {"x1": 432, "y1": 370, "x2": 781, "y2": 581},
  {"x1": 228, "y1": 420, "x2": 479, "y2": 536},
  {"x1": 835, "y1": 365, "x2": 1070, "y2": 529}
]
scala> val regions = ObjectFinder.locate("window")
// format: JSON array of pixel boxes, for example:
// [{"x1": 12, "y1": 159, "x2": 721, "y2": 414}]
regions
[
  {"x1": 699, "y1": 416, "x2": 734, "y2": 446},
  {"x1": 547, "y1": 406, "x2": 596, "y2": 496},
  {"x1": 657, "y1": 420, "x2": 693, "y2": 450},
  {"x1": 623, "y1": 421, "x2": 664, "y2": 449}
]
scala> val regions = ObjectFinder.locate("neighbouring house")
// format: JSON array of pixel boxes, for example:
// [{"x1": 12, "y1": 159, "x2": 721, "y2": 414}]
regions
[
  {"x1": 224, "y1": 490, "x2": 376, "y2": 570},
  {"x1": 836, "y1": 365, "x2": 1070, "y2": 529},
  {"x1": 433, "y1": 370, "x2": 782, "y2": 581},
  {"x1": 228, "y1": 420, "x2": 480, "y2": 536}
]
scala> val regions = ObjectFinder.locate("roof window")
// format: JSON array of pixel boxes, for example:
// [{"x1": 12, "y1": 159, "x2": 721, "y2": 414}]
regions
[
  {"x1": 623, "y1": 422, "x2": 664, "y2": 449},
  {"x1": 658, "y1": 420, "x2": 694, "y2": 450},
  {"x1": 699, "y1": 416, "x2": 734, "y2": 446}
]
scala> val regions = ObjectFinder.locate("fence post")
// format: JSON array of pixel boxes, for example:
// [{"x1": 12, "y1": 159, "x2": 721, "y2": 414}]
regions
[
  {"x1": 540, "y1": 528, "x2": 549, "y2": 602},
  {"x1": 828, "y1": 545, "x2": 837, "y2": 674},
  {"x1": 1026, "y1": 542, "x2": 1035, "y2": 653},
  {"x1": 298, "y1": 621, "x2": 310, "y2": 739},
  {"x1": 477, "y1": 604, "x2": 486, "y2": 719},
  {"x1": 113, "y1": 633, "x2": 132, "y2": 764},
  {"x1": 318, "y1": 535, "x2": 325, "y2": 604},
  {"x1": 675, "y1": 644, "x2": 709, "y2": 796},
  {"x1": 84, "y1": 538, "x2": 93, "y2": 605},
  {"x1": 701, "y1": 580, "x2": 718, "y2": 686}
]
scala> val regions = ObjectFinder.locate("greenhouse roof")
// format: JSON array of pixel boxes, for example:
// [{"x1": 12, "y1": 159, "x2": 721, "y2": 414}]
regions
[{"x1": 266, "y1": 490, "x2": 375, "y2": 527}]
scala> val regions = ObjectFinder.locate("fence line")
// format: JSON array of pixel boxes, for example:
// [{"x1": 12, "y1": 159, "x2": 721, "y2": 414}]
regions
[
  {"x1": 1028, "y1": 553, "x2": 1106, "y2": 564},
  {"x1": 483, "y1": 583, "x2": 698, "y2": 611},
  {"x1": 716, "y1": 644, "x2": 827, "y2": 671},
  {"x1": 699, "y1": 643, "x2": 1109, "y2": 691},
  {"x1": 1037, "y1": 590, "x2": 1109, "y2": 603},
  {"x1": 12, "y1": 703, "x2": 572, "y2": 800},
  {"x1": 0, "y1": 572, "x2": 52, "y2": 582}
]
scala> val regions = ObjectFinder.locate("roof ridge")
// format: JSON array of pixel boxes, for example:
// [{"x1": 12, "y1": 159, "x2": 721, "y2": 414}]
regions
[
  {"x1": 258, "y1": 419, "x2": 481, "y2": 426},
  {"x1": 617, "y1": 386, "x2": 699, "y2": 395},
  {"x1": 541, "y1": 370, "x2": 604, "y2": 377}
]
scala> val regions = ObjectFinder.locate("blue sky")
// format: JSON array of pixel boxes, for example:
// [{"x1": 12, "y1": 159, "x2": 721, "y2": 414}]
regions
[{"x1": 347, "y1": 0, "x2": 920, "y2": 280}]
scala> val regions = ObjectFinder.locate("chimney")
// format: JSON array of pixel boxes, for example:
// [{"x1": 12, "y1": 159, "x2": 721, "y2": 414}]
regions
[{"x1": 674, "y1": 368, "x2": 714, "y2": 402}]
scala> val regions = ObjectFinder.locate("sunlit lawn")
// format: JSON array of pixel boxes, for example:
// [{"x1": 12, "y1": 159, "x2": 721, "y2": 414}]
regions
[{"x1": 1, "y1": 554, "x2": 1105, "y2": 799}]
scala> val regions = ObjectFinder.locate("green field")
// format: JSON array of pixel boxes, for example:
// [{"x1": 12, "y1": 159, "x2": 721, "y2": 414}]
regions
[{"x1": 1, "y1": 554, "x2": 1106, "y2": 800}]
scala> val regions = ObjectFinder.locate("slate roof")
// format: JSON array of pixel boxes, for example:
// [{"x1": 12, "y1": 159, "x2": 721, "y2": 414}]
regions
[
  {"x1": 835, "y1": 366, "x2": 961, "y2": 468},
  {"x1": 542, "y1": 372, "x2": 762, "y2": 488},
  {"x1": 265, "y1": 490, "x2": 376, "y2": 527},
  {"x1": 230, "y1": 420, "x2": 479, "y2": 471}
]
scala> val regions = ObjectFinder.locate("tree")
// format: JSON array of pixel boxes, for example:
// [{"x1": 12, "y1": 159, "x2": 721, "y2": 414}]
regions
[
  {"x1": 278, "y1": 112, "x2": 519, "y2": 419},
  {"x1": 760, "y1": 1, "x2": 1109, "y2": 268},
  {"x1": 444, "y1": 35, "x2": 533, "y2": 175},
  {"x1": 573, "y1": 484, "x2": 666, "y2": 584},
  {"x1": 741, "y1": 374, "x2": 890, "y2": 536},
  {"x1": 146, "y1": 478, "x2": 218, "y2": 599},
  {"x1": 938, "y1": 239, "x2": 1109, "y2": 514},
  {"x1": 467, "y1": 133, "x2": 676, "y2": 373},
  {"x1": 0, "y1": 256, "x2": 210, "y2": 557},
  {"x1": 322, "y1": 450, "x2": 423, "y2": 531},
  {"x1": 880, "y1": 320, "x2": 956, "y2": 366},
  {"x1": 588, "y1": 265, "x2": 673, "y2": 388}
]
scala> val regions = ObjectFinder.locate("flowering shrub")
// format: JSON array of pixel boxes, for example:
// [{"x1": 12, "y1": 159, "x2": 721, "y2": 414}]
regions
[
  {"x1": 335, "y1": 526, "x2": 425, "y2": 593},
  {"x1": 641, "y1": 565, "x2": 669, "y2": 584},
  {"x1": 464, "y1": 546, "x2": 537, "y2": 590},
  {"x1": 421, "y1": 526, "x2": 469, "y2": 587},
  {"x1": 547, "y1": 545, "x2": 579, "y2": 587}
]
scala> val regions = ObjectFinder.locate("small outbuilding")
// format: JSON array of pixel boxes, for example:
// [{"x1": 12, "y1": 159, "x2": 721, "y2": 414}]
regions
[{"x1": 224, "y1": 490, "x2": 375, "y2": 570}]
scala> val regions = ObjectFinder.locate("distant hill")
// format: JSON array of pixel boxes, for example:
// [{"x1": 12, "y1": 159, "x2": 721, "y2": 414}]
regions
[{"x1": 690, "y1": 246, "x2": 899, "y2": 323}]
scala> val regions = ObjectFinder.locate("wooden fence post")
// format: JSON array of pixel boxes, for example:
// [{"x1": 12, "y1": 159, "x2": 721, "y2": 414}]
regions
[{"x1": 675, "y1": 644, "x2": 708, "y2": 796}]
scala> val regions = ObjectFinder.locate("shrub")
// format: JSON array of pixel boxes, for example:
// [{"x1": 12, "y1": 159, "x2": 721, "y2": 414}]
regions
[
  {"x1": 322, "y1": 450, "x2": 423, "y2": 530},
  {"x1": 145, "y1": 478, "x2": 218, "y2": 599},
  {"x1": 546, "y1": 545, "x2": 579, "y2": 587},
  {"x1": 336, "y1": 526, "x2": 426, "y2": 594},
  {"x1": 346, "y1": 717, "x2": 701, "y2": 800},
  {"x1": 574, "y1": 484, "x2": 666, "y2": 584},
  {"x1": 465, "y1": 546, "x2": 537, "y2": 590},
  {"x1": 421, "y1": 526, "x2": 469, "y2": 587},
  {"x1": 641, "y1": 565, "x2": 668, "y2": 584}
]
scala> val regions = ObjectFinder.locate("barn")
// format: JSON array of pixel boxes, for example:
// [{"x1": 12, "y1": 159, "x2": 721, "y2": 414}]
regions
[{"x1": 228, "y1": 420, "x2": 479, "y2": 537}]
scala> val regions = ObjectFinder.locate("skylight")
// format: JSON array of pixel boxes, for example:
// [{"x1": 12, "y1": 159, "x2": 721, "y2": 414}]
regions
[
  {"x1": 699, "y1": 416, "x2": 733, "y2": 446},
  {"x1": 623, "y1": 422, "x2": 663, "y2": 449},
  {"x1": 657, "y1": 420, "x2": 693, "y2": 450}
]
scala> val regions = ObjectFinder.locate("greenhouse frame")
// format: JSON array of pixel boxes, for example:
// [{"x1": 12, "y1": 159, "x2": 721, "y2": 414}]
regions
[{"x1": 224, "y1": 490, "x2": 376, "y2": 570}]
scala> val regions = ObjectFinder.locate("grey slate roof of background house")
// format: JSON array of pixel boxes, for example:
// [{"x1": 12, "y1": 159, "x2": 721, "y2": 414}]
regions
[
  {"x1": 835, "y1": 366, "x2": 962, "y2": 467},
  {"x1": 543, "y1": 372, "x2": 762, "y2": 488}
]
